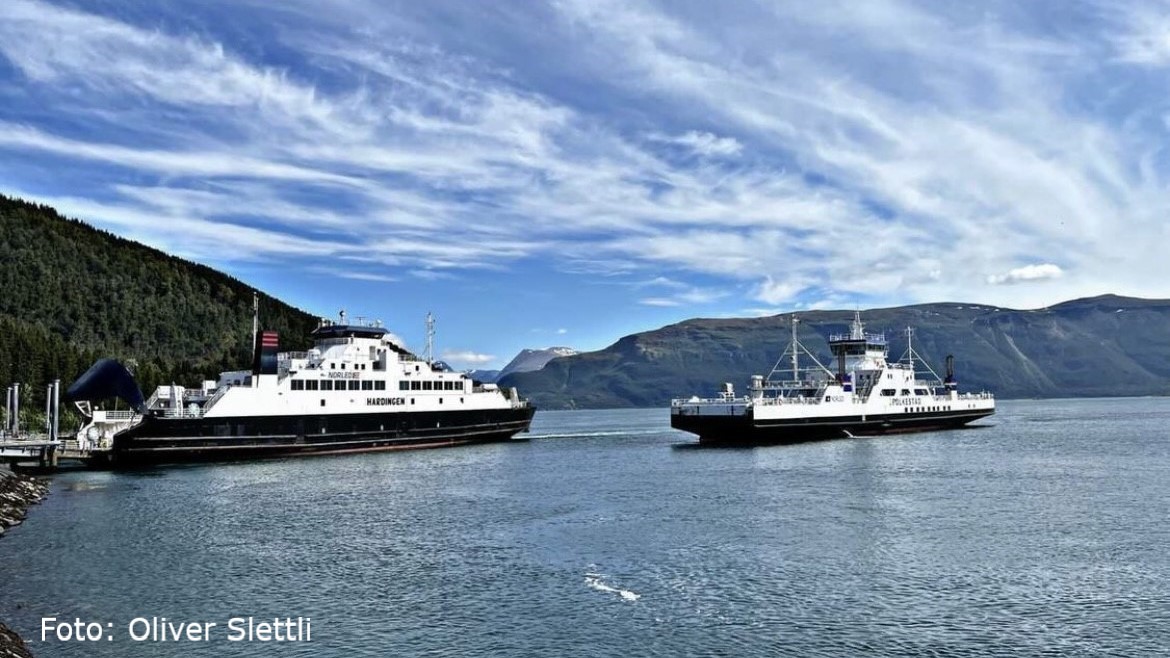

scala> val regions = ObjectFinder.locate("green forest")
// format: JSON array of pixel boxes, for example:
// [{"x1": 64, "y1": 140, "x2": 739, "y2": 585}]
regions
[{"x1": 0, "y1": 194, "x2": 318, "y2": 426}]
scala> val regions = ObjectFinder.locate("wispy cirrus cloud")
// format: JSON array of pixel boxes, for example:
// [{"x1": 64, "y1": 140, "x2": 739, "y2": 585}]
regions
[{"x1": 2, "y1": 0, "x2": 1169, "y2": 362}]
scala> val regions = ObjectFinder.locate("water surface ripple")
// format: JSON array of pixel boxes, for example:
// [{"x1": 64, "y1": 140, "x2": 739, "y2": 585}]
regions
[{"x1": 2, "y1": 398, "x2": 1168, "y2": 656}]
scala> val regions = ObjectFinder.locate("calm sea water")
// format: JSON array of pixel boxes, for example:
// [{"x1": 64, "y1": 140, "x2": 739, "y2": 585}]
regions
[{"x1": 2, "y1": 398, "x2": 1169, "y2": 657}]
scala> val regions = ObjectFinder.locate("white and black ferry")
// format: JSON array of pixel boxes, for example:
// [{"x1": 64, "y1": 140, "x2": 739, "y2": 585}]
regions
[
  {"x1": 671, "y1": 312, "x2": 995, "y2": 444},
  {"x1": 67, "y1": 313, "x2": 534, "y2": 466}
]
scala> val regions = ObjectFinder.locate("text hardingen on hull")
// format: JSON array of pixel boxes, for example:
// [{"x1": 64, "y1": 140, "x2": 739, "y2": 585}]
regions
[{"x1": 67, "y1": 310, "x2": 534, "y2": 466}]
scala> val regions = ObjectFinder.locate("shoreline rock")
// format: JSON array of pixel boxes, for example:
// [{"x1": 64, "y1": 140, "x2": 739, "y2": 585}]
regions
[
  {"x1": 0, "y1": 623, "x2": 34, "y2": 658},
  {"x1": 0, "y1": 469, "x2": 49, "y2": 533},
  {"x1": 0, "y1": 468, "x2": 48, "y2": 658}
]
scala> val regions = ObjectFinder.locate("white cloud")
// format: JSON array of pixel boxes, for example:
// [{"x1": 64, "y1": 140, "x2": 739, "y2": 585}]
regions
[
  {"x1": 440, "y1": 350, "x2": 496, "y2": 366},
  {"x1": 556, "y1": 328, "x2": 568, "y2": 335},
  {"x1": 638, "y1": 284, "x2": 726, "y2": 307},
  {"x1": 639, "y1": 298, "x2": 681, "y2": 307},
  {"x1": 649, "y1": 130, "x2": 743, "y2": 157},
  {"x1": 754, "y1": 276, "x2": 805, "y2": 305},
  {"x1": 986, "y1": 263, "x2": 1064, "y2": 286}
]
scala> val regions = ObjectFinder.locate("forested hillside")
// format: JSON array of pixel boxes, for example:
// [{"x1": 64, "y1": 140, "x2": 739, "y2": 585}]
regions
[{"x1": 0, "y1": 194, "x2": 317, "y2": 412}]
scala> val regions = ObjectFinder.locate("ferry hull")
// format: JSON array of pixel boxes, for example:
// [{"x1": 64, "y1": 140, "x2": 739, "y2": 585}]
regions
[
  {"x1": 672, "y1": 407, "x2": 994, "y2": 445},
  {"x1": 96, "y1": 406, "x2": 535, "y2": 466}
]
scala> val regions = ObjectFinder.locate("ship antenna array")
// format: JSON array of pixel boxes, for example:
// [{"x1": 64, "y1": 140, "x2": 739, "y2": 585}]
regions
[
  {"x1": 767, "y1": 315, "x2": 834, "y2": 386},
  {"x1": 898, "y1": 326, "x2": 943, "y2": 385}
]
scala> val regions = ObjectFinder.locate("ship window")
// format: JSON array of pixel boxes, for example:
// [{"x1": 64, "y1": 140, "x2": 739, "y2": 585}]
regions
[
  {"x1": 374, "y1": 381, "x2": 386, "y2": 390},
  {"x1": 320, "y1": 399, "x2": 325, "y2": 407},
  {"x1": 900, "y1": 390, "x2": 910, "y2": 396},
  {"x1": 306, "y1": 380, "x2": 319, "y2": 391},
  {"x1": 331, "y1": 363, "x2": 335, "y2": 369},
  {"x1": 341, "y1": 363, "x2": 346, "y2": 369},
  {"x1": 411, "y1": 381, "x2": 421, "y2": 391},
  {"x1": 411, "y1": 398, "x2": 415, "y2": 405},
  {"x1": 881, "y1": 389, "x2": 896, "y2": 396},
  {"x1": 291, "y1": 380, "x2": 304, "y2": 391},
  {"x1": 915, "y1": 389, "x2": 929, "y2": 395},
  {"x1": 400, "y1": 381, "x2": 409, "y2": 391},
  {"x1": 361, "y1": 381, "x2": 373, "y2": 391},
  {"x1": 321, "y1": 380, "x2": 333, "y2": 391},
  {"x1": 348, "y1": 381, "x2": 360, "y2": 391},
  {"x1": 439, "y1": 398, "x2": 443, "y2": 404}
]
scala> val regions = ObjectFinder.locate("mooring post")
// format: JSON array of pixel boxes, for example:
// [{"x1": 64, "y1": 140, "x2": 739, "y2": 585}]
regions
[
  {"x1": 11, "y1": 382, "x2": 18, "y2": 436},
  {"x1": 52, "y1": 379, "x2": 60, "y2": 444},
  {"x1": 4, "y1": 385, "x2": 11, "y2": 435}
]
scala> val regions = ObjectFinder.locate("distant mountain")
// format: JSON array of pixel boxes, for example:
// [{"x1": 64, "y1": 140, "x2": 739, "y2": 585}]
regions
[
  {"x1": 467, "y1": 369, "x2": 501, "y2": 383},
  {"x1": 499, "y1": 296, "x2": 1170, "y2": 409},
  {"x1": 498, "y1": 347, "x2": 578, "y2": 380}
]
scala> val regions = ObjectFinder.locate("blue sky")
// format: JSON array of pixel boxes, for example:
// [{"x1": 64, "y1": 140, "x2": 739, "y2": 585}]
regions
[{"x1": 2, "y1": 0, "x2": 1168, "y2": 369}]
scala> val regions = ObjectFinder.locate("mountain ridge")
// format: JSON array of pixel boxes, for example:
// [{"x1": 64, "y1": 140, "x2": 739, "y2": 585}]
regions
[{"x1": 499, "y1": 295, "x2": 1170, "y2": 409}]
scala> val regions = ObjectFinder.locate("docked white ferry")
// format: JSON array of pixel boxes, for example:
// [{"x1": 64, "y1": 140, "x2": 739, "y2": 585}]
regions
[
  {"x1": 671, "y1": 312, "x2": 995, "y2": 444},
  {"x1": 67, "y1": 313, "x2": 534, "y2": 466}
]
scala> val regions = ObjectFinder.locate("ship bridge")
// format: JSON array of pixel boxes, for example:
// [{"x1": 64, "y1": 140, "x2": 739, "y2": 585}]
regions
[{"x1": 829, "y1": 311, "x2": 888, "y2": 372}]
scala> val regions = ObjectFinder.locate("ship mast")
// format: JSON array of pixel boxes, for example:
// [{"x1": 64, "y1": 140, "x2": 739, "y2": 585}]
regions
[
  {"x1": 425, "y1": 312, "x2": 435, "y2": 364},
  {"x1": 251, "y1": 291, "x2": 259, "y2": 362},
  {"x1": 790, "y1": 316, "x2": 800, "y2": 382}
]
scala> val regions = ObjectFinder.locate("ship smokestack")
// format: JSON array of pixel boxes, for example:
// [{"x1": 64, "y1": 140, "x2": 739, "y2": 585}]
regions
[
  {"x1": 254, "y1": 331, "x2": 280, "y2": 376},
  {"x1": 944, "y1": 354, "x2": 956, "y2": 391}
]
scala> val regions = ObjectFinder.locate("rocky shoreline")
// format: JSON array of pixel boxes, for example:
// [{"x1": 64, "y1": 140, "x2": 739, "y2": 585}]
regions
[
  {"x1": 1, "y1": 468, "x2": 48, "y2": 658},
  {"x1": 0, "y1": 623, "x2": 33, "y2": 658},
  {"x1": 0, "y1": 469, "x2": 49, "y2": 539}
]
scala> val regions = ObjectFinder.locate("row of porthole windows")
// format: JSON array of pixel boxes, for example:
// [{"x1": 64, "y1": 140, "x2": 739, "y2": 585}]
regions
[
  {"x1": 290, "y1": 380, "x2": 387, "y2": 391},
  {"x1": 906, "y1": 406, "x2": 950, "y2": 413},
  {"x1": 398, "y1": 380, "x2": 465, "y2": 392}
]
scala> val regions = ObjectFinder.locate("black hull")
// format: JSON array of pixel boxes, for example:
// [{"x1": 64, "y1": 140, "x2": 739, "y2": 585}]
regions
[
  {"x1": 96, "y1": 407, "x2": 535, "y2": 467},
  {"x1": 671, "y1": 407, "x2": 994, "y2": 446}
]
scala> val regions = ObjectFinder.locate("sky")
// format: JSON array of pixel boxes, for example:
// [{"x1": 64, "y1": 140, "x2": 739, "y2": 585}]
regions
[{"x1": 1, "y1": 0, "x2": 1168, "y2": 369}]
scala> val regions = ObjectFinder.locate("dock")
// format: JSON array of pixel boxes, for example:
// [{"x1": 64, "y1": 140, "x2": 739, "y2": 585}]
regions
[
  {"x1": 2, "y1": 380, "x2": 91, "y2": 470},
  {"x1": 0, "y1": 436, "x2": 94, "y2": 469}
]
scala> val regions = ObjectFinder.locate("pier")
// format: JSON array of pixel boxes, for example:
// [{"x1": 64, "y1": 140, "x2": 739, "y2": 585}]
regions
[{"x1": 1, "y1": 380, "x2": 92, "y2": 470}]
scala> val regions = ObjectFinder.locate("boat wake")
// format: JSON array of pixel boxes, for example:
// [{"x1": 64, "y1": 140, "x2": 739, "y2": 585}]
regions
[
  {"x1": 584, "y1": 571, "x2": 641, "y2": 602},
  {"x1": 524, "y1": 430, "x2": 664, "y2": 440}
]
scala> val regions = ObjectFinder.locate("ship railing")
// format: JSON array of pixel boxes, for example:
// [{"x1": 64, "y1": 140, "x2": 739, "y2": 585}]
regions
[
  {"x1": 159, "y1": 407, "x2": 204, "y2": 419},
  {"x1": 954, "y1": 392, "x2": 995, "y2": 400},
  {"x1": 202, "y1": 385, "x2": 231, "y2": 411},
  {"x1": 95, "y1": 410, "x2": 138, "y2": 421},
  {"x1": 671, "y1": 396, "x2": 750, "y2": 406},
  {"x1": 279, "y1": 351, "x2": 309, "y2": 361},
  {"x1": 829, "y1": 332, "x2": 886, "y2": 343}
]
